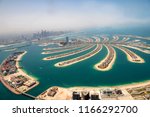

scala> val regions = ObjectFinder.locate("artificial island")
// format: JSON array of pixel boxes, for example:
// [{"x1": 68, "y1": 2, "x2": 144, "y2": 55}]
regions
[{"x1": 0, "y1": 34, "x2": 150, "y2": 100}]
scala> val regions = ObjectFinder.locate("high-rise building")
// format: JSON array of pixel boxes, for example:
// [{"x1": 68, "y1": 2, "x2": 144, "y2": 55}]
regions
[{"x1": 66, "y1": 36, "x2": 69, "y2": 44}]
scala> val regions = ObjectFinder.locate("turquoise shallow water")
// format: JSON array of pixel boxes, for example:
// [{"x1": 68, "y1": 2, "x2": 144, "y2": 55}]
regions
[{"x1": 0, "y1": 29, "x2": 150, "y2": 99}]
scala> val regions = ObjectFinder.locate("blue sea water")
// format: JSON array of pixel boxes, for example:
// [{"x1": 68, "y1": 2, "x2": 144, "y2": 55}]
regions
[{"x1": 0, "y1": 27, "x2": 150, "y2": 100}]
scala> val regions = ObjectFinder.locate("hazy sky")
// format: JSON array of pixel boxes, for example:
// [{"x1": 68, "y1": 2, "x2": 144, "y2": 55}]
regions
[{"x1": 0, "y1": 0, "x2": 150, "y2": 34}]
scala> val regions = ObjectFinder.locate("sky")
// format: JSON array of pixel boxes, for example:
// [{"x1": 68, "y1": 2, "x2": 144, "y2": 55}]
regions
[{"x1": 0, "y1": 0, "x2": 150, "y2": 34}]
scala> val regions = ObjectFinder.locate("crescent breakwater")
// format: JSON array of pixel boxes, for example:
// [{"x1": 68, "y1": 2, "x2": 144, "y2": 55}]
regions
[{"x1": 0, "y1": 51, "x2": 39, "y2": 94}]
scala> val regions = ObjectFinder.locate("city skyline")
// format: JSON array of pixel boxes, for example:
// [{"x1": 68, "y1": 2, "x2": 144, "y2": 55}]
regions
[{"x1": 0, "y1": 0, "x2": 150, "y2": 34}]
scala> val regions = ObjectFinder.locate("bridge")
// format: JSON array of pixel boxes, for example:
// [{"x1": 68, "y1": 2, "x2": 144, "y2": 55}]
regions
[
  {"x1": 15, "y1": 89, "x2": 43, "y2": 100},
  {"x1": 21, "y1": 92, "x2": 44, "y2": 100},
  {"x1": 21, "y1": 92, "x2": 39, "y2": 99}
]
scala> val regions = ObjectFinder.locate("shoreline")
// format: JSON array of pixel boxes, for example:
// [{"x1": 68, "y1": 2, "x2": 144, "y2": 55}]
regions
[
  {"x1": 37, "y1": 79, "x2": 150, "y2": 100},
  {"x1": 62, "y1": 79, "x2": 150, "y2": 90},
  {"x1": 16, "y1": 51, "x2": 39, "y2": 81}
]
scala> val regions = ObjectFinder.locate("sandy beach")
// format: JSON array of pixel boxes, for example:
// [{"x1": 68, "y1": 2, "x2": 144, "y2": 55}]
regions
[
  {"x1": 37, "y1": 79, "x2": 150, "y2": 100},
  {"x1": 67, "y1": 80, "x2": 150, "y2": 90},
  {"x1": 16, "y1": 51, "x2": 39, "y2": 81}
]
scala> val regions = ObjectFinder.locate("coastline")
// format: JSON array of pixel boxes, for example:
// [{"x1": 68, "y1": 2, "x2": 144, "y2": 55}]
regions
[
  {"x1": 16, "y1": 51, "x2": 35, "y2": 81},
  {"x1": 62, "y1": 79, "x2": 150, "y2": 90},
  {"x1": 37, "y1": 79, "x2": 150, "y2": 100},
  {"x1": 16, "y1": 51, "x2": 39, "y2": 81}
]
